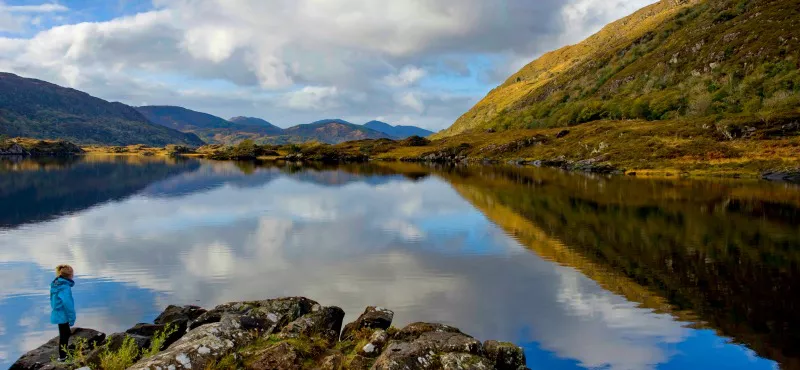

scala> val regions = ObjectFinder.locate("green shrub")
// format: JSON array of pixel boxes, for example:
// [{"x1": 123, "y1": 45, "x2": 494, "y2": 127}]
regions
[
  {"x1": 286, "y1": 144, "x2": 302, "y2": 154},
  {"x1": 143, "y1": 323, "x2": 177, "y2": 358},
  {"x1": 99, "y1": 336, "x2": 140, "y2": 370},
  {"x1": 577, "y1": 101, "x2": 606, "y2": 123},
  {"x1": 401, "y1": 136, "x2": 431, "y2": 147},
  {"x1": 57, "y1": 337, "x2": 89, "y2": 367}
]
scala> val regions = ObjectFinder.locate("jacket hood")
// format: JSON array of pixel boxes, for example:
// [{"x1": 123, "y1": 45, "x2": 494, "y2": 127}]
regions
[{"x1": 51, "y1": 277, "x2": 75, "y2": 291}]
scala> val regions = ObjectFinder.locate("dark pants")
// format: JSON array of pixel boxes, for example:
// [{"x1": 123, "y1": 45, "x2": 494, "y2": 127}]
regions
[{"x1": 57, "y1": 323, "x2": 70, "y2": 359}]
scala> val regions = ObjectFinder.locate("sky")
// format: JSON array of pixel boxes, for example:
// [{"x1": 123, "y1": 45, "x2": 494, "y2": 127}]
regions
[{"x1": 0, "y1": 0, "x2": 657, "y2": 130}]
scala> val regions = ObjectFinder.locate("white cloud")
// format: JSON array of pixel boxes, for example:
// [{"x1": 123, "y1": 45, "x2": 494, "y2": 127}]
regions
[
  {"x1": 284, "y1": 86, "x2": 340, "y2": 111},
  {"x1": 384, "y1": 65, "x2": 426, "y2": 87},
  {"x1": 0, "y1": 3, "x2": 68, "y2": 13},
  {"x1": 0, "y1": 2, "x2": 68, "y2": 33},
  {"x1": 396, "y1": 92, "x2": 425, "y2": 113}
]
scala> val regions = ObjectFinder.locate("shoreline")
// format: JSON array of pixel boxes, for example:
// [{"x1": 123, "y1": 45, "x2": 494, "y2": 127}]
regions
[
  {"x1": 3, "y1": 120, "x2": 799, "y2": 183},
  {"x1": 12, "y1": 297, "x2": 528, "y2": 370}
]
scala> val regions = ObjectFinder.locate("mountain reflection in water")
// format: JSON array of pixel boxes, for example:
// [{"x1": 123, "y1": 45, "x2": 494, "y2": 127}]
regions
[{"x1": 0, "y1": 157, "x2": 797, "y2": 370}]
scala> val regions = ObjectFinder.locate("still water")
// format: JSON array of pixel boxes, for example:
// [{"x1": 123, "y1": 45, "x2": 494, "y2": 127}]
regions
[{"x1": 0, "y1": 156, "x2": 798, "y2": 369}]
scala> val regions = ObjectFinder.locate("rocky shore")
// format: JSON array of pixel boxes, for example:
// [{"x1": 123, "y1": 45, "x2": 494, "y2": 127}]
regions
[
  {"x1": 12, "y1": 297, "x2": 528, "y2": 370},
  {"x1": 0, "y1": 138, "x2": 83, "y2": 157}
]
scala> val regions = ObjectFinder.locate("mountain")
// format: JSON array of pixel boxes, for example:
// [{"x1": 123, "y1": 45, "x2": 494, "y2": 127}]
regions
[
  {"x1": 136, "y1": 107, "x2": 392, "y2": 144},
  {"x1": 363, "y1": 120, "x2": 433, "y2": 138},
  {"x1": 438, "y1": 0, "x2": 800, "y2": 137},
  {"x1": 136, "y1": 106, "x2": 235, "y2": 131},
  {"x1": 229, "y1": 116, "x2": 283, "y2": 134},
  {"x1": 0, "y1": 73, "x2": 204, "y2": 146},
  {"x1": 283, "y1": 119, "x2": 391, "y2": 144},
  {"x1": 136, "y1": 106, "x2": 285, "y2": 144}
]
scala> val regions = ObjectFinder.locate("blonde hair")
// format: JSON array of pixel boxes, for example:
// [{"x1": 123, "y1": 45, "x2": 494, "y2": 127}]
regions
[{"x1": 55, "y1": 264, "x2": 74, "y2": 278}]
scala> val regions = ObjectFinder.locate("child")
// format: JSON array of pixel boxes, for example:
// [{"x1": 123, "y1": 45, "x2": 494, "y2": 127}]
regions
[{"x1": 50, "y1": 264, "x2": 76, "y2": 362}]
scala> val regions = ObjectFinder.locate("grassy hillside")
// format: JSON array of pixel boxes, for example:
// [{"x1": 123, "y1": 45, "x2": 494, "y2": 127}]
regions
[
  {"x1": 438, "y1": 0, "x2": 800, "y2": 137},
  {"x1": 0, "y1": 73, "x2": 205, "y2": 146}
]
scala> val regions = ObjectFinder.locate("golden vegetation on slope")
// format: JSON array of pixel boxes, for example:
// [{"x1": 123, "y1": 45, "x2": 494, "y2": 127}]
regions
[
  {"x1": 438, "y1": 0, "x2": 800, "y2": 137},
  {"x1": 380, "y1": 113, "x2": 800, "y2": 177},
  {"x1": 77, "y1": 108, "x2": 800, "y2": 178}
]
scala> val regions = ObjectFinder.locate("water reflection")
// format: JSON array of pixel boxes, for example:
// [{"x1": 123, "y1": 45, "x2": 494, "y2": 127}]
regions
[{"x1": 0, "y1": 157, "x2": 796, "y2": 369}]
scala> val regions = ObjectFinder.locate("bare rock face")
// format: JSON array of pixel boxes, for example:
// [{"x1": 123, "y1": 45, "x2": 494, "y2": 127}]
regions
[
  {"x1": 373, "y1": 323, "x2": 483, "y2": 370},
  {"x1": 10, "y1": 328, "x2": 105, "y2": 370},
  {"x1": 357, "y1": 329, "x2": 389, "y2": 358},
  {"x1": 128, "y1": 315, "x2": 255, "y2": 370},
  {"x1": 341, "y1": 306, "x2": 394, "y2": 341},
  {"x1": 483, "y1": 340, "x2": 527, "y2": 370},
  {"x1": 130, "y1": 297, "x2": 318, "y2": 370},
  {"x1": 280, "y1": 305, "x2": 345, "y2": 343},
  {"x1": 0, "y1": 143, "x2": 28, "y2": 156},
  {"x1": 392, "y1": 322, "x2": 463, "y2": 341},
  {"x1": 189, "y1": 297, "x2": 319, "y2": 331},
  {"x1": 154, "y1": 304, "x2": 207, "y2": 327},
  {"x1": 762, "y1": 169, "x2": 800, "y2": 183},
  {"x1": 126, "y1": 323, "x2": 185, "y2": 350},
  {"x1": 441, "y1": 352, "x2": 495, "y2": 370}
]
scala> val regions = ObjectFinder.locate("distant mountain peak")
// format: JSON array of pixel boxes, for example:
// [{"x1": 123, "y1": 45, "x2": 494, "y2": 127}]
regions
[
  {"x1": 363, "y1": 120, "x2": 433, "y2": 139},
  {"x1": 228, "y1": 116, "x2": 282, "y2": 131},
  {"x1": 283, "y1": 119, "x2": 390, "y2": 144}
]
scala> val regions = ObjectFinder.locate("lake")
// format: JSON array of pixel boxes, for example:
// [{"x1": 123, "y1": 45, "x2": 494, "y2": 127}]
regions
[{"x1": 1, "y1": 156, "x2": 798, "y2": 369}]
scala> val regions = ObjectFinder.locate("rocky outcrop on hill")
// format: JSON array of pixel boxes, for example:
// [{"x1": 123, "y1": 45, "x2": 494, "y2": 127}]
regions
[
  {"x1": 0, "y1": 139, "x2": 84, "y2": 157},
  {"x1": 12, "y1": 297, "x2": 528, "y2": 370}
]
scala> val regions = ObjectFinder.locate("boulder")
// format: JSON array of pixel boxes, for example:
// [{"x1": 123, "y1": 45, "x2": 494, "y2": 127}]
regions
[
  {"x1": 441, "y1": 353, "x2": 495, "y2": 370},
  {"x1": 126, "y1": 323, "x2": 185, "y2": 350},
  {"x1": 0, "y1": 143, "x2": 28, "y2": 156},
  {"x1": 10, "y1": 328, "x2": 105, "y2": 370},
  {"x1": 762, "y1": 169, "x2": 800, "y2": 183},
  {"x1": 341, "y1": 306, "x2": 394, "y2": 341},
  {"x1": 189, "y1": 297, "x2": 318, "y2": 332},
  {"x1": 483, "y1": 341, "x2": 527, "y2": 370},
  {"x1": 128, "y1": 315, "x2": 255, "y2": 370},
  {"x1": 391, "y1": 322, "x2": 463, "y2": 341},
  {"x1": 154, "y1": 304, "x2": 207, "y2": 326},
  {"x1": 280, "y1": 305, "x2": 345, "y2": 343},
  {"x1": 570, "y1": 156, "x2": 619, "y2": 174},
  {"x1": 246, "y1": 342, "x2": 302, "y2": 370},
  {"x1": 188, "y1": 310, "x2": 224, "y2": 330},
  {"x1": 373, "y1": 324, "x2": 483, "y2": 370},
  {"x1": 357, "y1": 329, "x2": 389, "y2": 358}
]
